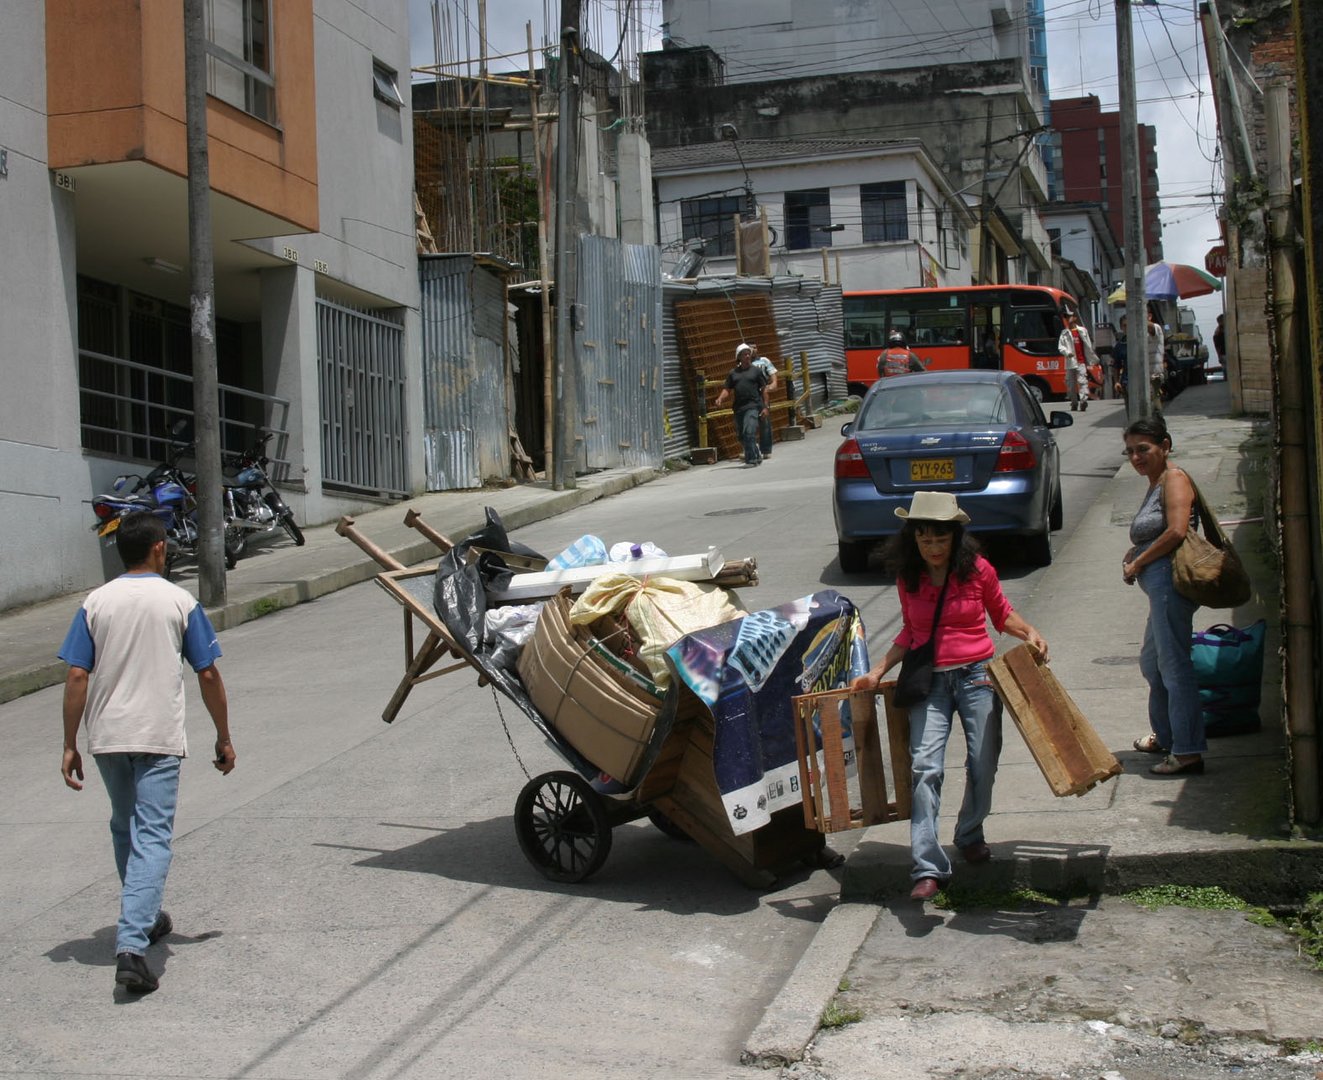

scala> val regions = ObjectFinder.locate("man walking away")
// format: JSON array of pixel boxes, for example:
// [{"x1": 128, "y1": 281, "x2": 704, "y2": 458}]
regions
[
  {"x1": 59, "y1": 512, "x2": 236, "y2": 993},
  {"x1": 714, "y1": 342, "x2": 770, "y2": 466}
]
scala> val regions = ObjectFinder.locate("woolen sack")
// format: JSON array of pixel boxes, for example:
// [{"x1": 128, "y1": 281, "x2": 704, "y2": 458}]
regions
[
  {"x1": 892, "y1": 574, "x2": 951, "y2": 708},
  {"x1": 1170, "y1": 479, "x2": 1251, "y2": 609}
]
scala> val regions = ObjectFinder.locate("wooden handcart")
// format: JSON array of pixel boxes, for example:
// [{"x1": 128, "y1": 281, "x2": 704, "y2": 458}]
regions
[{"x1": 338, "y1": 511, "x2": 830, "y2": 889}]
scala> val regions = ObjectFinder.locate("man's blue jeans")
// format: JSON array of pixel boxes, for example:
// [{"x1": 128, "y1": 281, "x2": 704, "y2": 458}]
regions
[
  {"x1": 736, "y1": 406, "x2": 761, "y2": 464},
  {"x1": 907, "y1": 662, "x2": 1002, "y2": 881},
  {"x1": 95, "y1": 753, "x2": 180, "y2": 955},
  {"x1": 1138, "y1": 555, "x2": 1205, "y2": 755}
]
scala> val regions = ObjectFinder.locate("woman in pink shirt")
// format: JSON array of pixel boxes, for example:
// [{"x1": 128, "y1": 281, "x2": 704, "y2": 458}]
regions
[{"x1": 852, "y1": 492, "x2": 1048, "y2": 902}]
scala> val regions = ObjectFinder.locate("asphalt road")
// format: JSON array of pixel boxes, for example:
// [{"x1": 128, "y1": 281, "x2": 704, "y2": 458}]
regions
[{"x1": 0, "y1": 402, "x2": 1130, "y2": 1080}]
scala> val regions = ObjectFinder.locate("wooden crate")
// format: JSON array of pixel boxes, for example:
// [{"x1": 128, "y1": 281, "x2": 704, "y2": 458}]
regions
[
  {"x1": 791, "y1": 686, "x2": 912, "y2": 834},
  {"x1": 988, "y1": 645, "x2": 1123, "y2": 797}
]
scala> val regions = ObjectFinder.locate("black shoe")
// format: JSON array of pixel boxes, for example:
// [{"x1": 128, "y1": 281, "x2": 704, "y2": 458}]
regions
[
  {"x1": 147, "y1": 910, "x2": 173, "y2": 945},
  {"x1": 115, "y1": 952, "x2": 159, "y2": 993},
  {"x1": 1081, "y1": 400, "x2": 1088, "y2": 412}
]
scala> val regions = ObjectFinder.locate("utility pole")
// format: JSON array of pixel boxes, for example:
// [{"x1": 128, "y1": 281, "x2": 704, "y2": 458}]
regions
[
  {"x1": 528, "y1": 25, "x2": 555, "y2": 479},
  {"x1": 1116, "y1": 0, "x2": 1151, "y2": 420},
  {"x1": 552, "y1": 0, "x2": 582, "y2": 490},
  {"x1": 182, "y1": 0, "x2": 226, "y2": 605},
  {"x1": 978, "y1": 101, "x2": 994, "y2": 284}
]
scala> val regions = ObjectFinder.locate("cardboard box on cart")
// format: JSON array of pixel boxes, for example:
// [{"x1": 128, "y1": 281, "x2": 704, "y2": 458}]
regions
[{"x1": 516, "y1": 592, "x2": 662, "y2": 786}]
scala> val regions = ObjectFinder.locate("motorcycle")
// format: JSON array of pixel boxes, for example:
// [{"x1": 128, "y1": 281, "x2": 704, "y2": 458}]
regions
[
  {"x1": 221, "y1": 430, "x2": 305, "y2": 561},
  {"x1": 90, "y1": 421, "x2": 244, "y2": 574}
]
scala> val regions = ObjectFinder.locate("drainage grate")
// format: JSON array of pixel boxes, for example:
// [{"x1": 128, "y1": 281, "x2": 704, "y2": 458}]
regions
[{"x1": 705, "y1": 507, "x2": 767, "y2": 517}]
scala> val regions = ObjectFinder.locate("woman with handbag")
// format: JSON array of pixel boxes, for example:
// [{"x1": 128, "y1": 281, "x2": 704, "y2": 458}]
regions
[
  {"x1": 850, "y1": 491, "x2": 1048, "y2": 902},
  {"x1": 1121, "y1": 416, "x2": 1206, "y2": 776}
]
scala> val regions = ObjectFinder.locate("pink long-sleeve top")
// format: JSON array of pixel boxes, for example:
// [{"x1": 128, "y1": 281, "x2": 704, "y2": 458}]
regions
[{"x1": 894, "y1": 555, "x2": 1014, "y2": 668}]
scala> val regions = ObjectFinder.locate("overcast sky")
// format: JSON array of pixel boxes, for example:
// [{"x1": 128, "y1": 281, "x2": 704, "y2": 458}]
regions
[{"x1": 407, "y1": 0, "x2": 1225, "y2": 336}]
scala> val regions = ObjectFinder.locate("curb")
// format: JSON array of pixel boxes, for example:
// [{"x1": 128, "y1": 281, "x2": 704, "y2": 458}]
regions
[
  {"x1": 742, "y1": 902, "x2": 881, "y2": 1067},
  {"x1": 0, "y1": 467, "x2": 662, "y2": 704}
]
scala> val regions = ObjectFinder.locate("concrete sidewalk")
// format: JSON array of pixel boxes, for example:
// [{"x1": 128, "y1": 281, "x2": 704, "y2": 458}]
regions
[
  {"x1": 0, "y1": 464, "x2": 661, "y2": 704},
  {"x1": 747, "y1": 380, "x2": 1323, "y2": 1073}
]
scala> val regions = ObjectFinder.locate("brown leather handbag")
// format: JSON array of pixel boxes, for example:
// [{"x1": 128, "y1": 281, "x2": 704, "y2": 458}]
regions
[{"x1": 1171, "y1": 478, "x2": 1251, "y2": 609}]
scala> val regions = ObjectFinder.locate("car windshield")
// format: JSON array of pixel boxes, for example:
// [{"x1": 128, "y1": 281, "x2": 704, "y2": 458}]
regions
[{"x1": 857, "y1": 383, "x2": 1011, "y2": 430}]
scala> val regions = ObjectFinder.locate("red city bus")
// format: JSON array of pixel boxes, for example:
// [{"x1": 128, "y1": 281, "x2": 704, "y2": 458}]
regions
[{"x1": 842, "y1": 285, "x2": 1077, "y2": 402}]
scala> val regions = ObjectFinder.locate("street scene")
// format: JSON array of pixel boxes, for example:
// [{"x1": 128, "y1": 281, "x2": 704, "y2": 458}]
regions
[
  {"x1": 5, "y1": 0, "x2": 1323, "y2": 1078},
  {"x1": 3, "y1": 389, "x2": 1321, "y2": 1079}
]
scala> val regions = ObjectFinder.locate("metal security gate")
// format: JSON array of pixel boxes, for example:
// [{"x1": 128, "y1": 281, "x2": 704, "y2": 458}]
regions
[{"x1": 316, "y1": 297, "x2": 408, "y2": 497}]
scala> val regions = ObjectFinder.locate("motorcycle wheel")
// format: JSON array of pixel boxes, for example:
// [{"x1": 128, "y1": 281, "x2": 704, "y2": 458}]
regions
[
  {"x1": 224, "y1": 525, "x2": 246, "y2": 570},
  {"x1": 280, "y1": 511, "x2": 305, "y2": 547}
]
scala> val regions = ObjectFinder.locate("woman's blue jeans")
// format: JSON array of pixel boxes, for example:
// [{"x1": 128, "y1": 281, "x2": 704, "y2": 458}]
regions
[
  {"x1": 1138, "y1": 555, "x2": 1205, "y2": 755},
  {"x1": 908, "y1": 662, "x2": 1002, "y2": 881},
  {"x1": 95, "y1": 753, "x2": 180, "y2": 955}
]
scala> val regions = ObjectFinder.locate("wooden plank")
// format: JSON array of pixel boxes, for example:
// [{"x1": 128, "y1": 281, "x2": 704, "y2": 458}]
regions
[
  {"x1": 879, "y1": 684, "x2": 912, "y2": 819},
  {"x1": 852, "y1": 692, "x2": 893, "y2": 827},
  {"x1": 989, "y1": 645, "x2": 1122, "y2": 797},
  {"x1": 792, "y1": 698, "x2": 823, "y2": 831},
  {"x1": 819, "y1": 702, "x2": 852, "y2": 832}
]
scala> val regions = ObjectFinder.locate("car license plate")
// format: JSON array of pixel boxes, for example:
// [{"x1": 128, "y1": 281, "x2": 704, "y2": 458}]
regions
[{"x1": 910, "y1": 458, "x2": 954, "y2": 482}]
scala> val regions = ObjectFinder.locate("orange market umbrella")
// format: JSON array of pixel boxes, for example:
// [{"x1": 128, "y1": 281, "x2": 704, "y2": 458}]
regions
[{"x1": 1107, "y1": 261, "x2": 1224, "y2": 303}]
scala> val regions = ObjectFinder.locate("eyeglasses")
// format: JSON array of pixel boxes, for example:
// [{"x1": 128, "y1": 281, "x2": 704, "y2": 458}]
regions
[{"x1": 915, "y1": 531, "x2": 954, "y2": 543}]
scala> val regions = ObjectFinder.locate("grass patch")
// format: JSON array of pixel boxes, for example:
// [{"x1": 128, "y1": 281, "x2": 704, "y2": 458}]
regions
[
  {"x1": 819, "y1": 999, "x2": 864, "y2": 1029},
  {"x1": 249, "y1": 597, "x2": 285, "y2": 619},
  {"x1": 1278, "y1": 892, "x2": 1323, "y2": 970},
  {"x1": 932, "y1": 885, "x2": 1079, "y2": 911},
  {"x1": 1121, "y1": 884, "x2": 1252, "y2": 911}
]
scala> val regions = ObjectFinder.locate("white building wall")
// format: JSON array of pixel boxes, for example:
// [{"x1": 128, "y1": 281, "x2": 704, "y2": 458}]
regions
[
  {"x1": 251, "y1": 0, "x2": 425, "y2": 505},
  {"x1": 655, "y1": 152, "x2": 971, "y2": 292},
  {"x1": 0, "y1": 7, "x2": 111, "y2": 609},
  {"x1": 662, "y1": 0, "x2": 1029, "y2": 84}
]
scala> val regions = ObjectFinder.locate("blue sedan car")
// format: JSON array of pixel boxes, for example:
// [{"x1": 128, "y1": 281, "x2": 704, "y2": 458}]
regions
[{"x1": 833, "y1": 369, "x2": 1074, "y2": 572}]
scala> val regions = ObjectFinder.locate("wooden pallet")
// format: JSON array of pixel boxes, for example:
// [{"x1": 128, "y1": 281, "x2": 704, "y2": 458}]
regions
[
  {"x1": 791, "y1": 686, "x2": 912, "y2": 833},
  {"x1": 988, "y1": 645, "x2": 1123, "y2": 797}
]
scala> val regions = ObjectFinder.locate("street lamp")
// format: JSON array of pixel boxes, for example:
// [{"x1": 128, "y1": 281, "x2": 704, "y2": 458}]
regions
[{"x1": 719, "y1": 122, "x2": 755, "y2": 214}]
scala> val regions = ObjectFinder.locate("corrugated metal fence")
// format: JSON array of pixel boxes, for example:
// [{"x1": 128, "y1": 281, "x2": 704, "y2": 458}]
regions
[
  {"x1": 575, "y1": 235, "x2": 664, "y2": 471},
  {"x1": 660, "y1": 276, "x2": 845, "y2": 459},
  {"x1": 418, "y1": 255, "x2": 510, "y2": 490}
]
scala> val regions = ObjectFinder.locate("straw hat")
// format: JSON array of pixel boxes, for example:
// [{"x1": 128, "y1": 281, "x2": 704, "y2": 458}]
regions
[{"x1": 894, "y1": 491, "x2": 971, "y2": 524}]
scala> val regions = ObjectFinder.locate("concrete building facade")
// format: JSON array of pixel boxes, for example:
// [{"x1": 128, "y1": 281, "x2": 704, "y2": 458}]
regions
[
  {"x1": 652, "y1": 138, "x2": 975, "y2": 292},
  {"x1": 659, "y1": 0, "x2": 1034, "y2": 85},
  {"x1": 1050, "y1": 94, "x2": 1164, "y2": 263},
  {"x1": 1, "y1": 1, "x2": 420, "y2": 611}
]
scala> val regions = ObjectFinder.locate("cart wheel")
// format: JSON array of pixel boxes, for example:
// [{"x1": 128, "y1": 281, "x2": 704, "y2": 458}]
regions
[
  {"x1": 646, "y1": 807, "x2": 695, "y2": 843},
  {"x1": 515, "y1": 771, "x2": 613, "y2": 883}
]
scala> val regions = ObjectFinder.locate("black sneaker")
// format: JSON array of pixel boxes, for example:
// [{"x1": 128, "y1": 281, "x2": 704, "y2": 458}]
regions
[
  {"x1": 147, "y1": 910, "x2": 173, "y2": 945},
  {"x1": 115, "y1": 952, "x2": 159, "y2": 993}
]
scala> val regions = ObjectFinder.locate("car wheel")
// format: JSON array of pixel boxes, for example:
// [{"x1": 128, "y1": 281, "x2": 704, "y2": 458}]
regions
[
  {"x1": 838, "y1": 539, "x2": 871, "y2": 574},
  {"x1": 1049, "y1": 485, "x2": 1064, "y2": 531},
  {"x1": 1026, "y1": 529, "x2": 1053, "y2": 566}
]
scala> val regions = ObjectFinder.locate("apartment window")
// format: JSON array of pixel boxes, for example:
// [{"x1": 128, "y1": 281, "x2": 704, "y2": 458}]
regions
[
  {"x1": 205, "y1": 0, "x2": 276, "y2": 124},
  {"x1": 860, "y1": 181, "x2": 907, "y2": 243},
  {"x1": 373, "y1": 61, "x2": 404, "y2": 108},
  {"x1": 784, "y1": 189, "x2": 832, "y2": 250},
  {"x1": 680, "y1": 195, "x2": 745, "y2": 257}
]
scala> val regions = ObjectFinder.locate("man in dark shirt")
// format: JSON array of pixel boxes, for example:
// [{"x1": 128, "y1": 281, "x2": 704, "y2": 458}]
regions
[{"x1": 715, "y1": 342, "x2": 770, "y2": 466}]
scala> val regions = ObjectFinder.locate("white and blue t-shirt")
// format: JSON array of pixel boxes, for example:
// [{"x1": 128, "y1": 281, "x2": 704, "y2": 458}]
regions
[{"x1": 58, "y1": 573, "x2": 221, "y2": 757}]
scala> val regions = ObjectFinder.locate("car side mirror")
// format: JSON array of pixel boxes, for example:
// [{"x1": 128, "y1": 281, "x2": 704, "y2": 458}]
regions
[
  {"x1": 840, "y1": 421, "x2": 853, "y2": 437},
  {"x1": 1049, "y1": 412, "x2": 1074, "y2": 429}
]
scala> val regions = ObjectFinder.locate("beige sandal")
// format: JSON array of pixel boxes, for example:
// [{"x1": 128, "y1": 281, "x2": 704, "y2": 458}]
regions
[{"x1": 1132, "y1": 734, "x2": 1166, "y2": 754}]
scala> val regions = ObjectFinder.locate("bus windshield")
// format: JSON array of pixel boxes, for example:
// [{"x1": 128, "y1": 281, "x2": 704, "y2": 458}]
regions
[{"x1": 843, "y1": 285, "x2": 1075, "y2": 402}]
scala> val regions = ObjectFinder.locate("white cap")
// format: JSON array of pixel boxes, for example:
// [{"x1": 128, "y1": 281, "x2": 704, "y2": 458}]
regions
[{"x1": 735, "y1": 342, "x2": 754, "y2": 360}]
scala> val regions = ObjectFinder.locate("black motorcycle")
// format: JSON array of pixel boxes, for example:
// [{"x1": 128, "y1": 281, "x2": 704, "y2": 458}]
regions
[{"x1": 222, "y1": 431, "x2": 305, "y2": 561}]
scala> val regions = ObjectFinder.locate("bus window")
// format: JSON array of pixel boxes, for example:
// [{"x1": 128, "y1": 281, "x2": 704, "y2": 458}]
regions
[
  {"x1": 843, "y1": 295, "x2": 888, "y2": 350},
  {"x1": 1006, "y1": 306, "x2": 1062, "y2": 355},
  {"x1": 972, "y1": 303, "x2": 1002, "y2": 369},
  {"x1": 886, "y1": 292, "x2": 968, "y2": 346}
]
